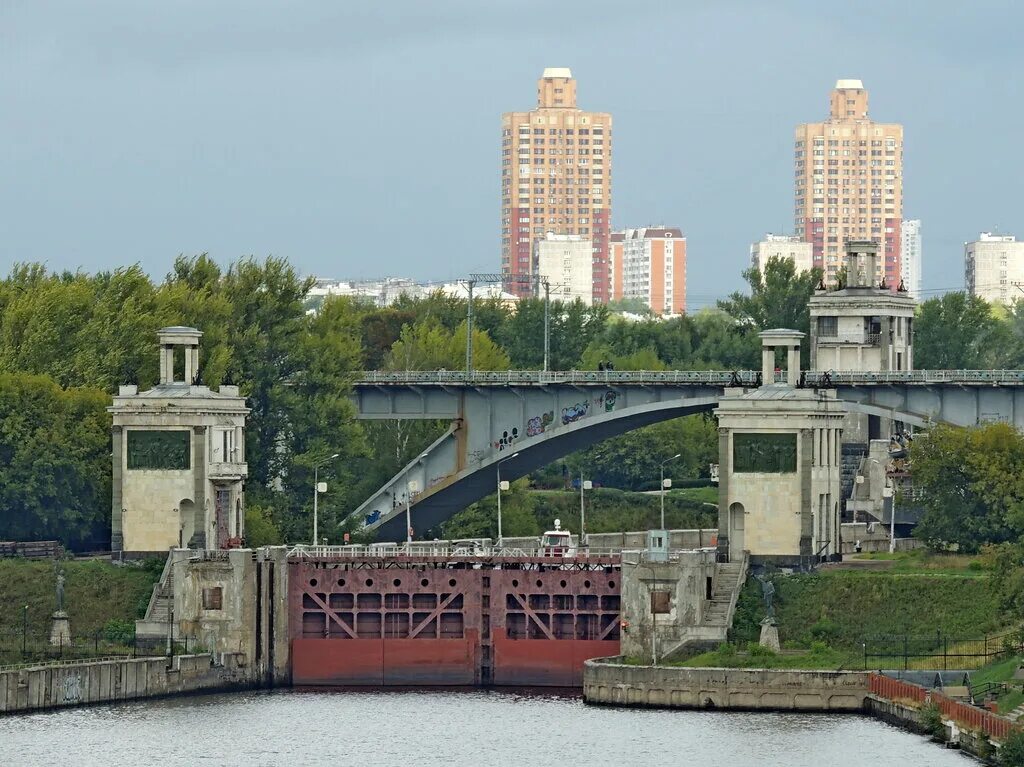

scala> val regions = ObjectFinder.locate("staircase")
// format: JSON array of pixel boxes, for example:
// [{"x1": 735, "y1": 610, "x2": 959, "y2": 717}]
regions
[
  {"x1": 840, "y1": 442, "x2": 868, "y2": 517},
  {"x1": 703, "y1": 557, "x2": 748, "y2": 629},
  {"x1": 135, "y1": 554, "x2": 175, "y2": 644},
  {"x1": 1008, "y1": 703, "x2": 1024, "y2": 722}
]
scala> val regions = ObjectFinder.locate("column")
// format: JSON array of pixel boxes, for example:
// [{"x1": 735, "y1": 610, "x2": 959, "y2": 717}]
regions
[
  {"x1": 716, "y1": 428, "x2": 730, "y2": 560},
  {"x1": 159, "y1": 347, "x2": 168, "y2": 384},
  {"x1": 111, "y1": 426, "x2": 123, "y2": 551},
  {"x1": 787, "y1": 344, "x2": 800, "y2": 387},
  {"x1": 762, "y1": 347, "x2": 774, "y2": 384},
  {"x1": 799, "y1": 429, "x2": 814, "y2": 557},
  {"x1": 184, "y1": 345, "x2": 195, "y2": 385}
]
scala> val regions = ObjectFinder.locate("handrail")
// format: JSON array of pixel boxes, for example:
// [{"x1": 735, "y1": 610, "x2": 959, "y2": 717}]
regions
[
  {"x1": 355, "y1": 369, "x2": 1024, "y2": 387},
  {"x1": 286, "y1": 543, "x2": 623, "y2": 560}
]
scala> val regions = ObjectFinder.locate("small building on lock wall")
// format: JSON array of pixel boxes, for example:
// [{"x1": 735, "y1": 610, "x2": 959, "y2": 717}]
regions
[
  {"x1": 109, "y1": 327, "x2": 249, "y2": 553},
  {"x1": 715, "y1": 330, "x2": 847, "y2": 566}
]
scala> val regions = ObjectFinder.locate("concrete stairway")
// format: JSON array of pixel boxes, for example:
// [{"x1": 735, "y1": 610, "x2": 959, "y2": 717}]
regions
[
  {"x1": 135, "y1": 554, "x2": 175, "y2": 643},
  {"x1": 840, "y1": 442, "x2": 868, "y2": 515},
  {"x1": 703, "y1": 559, "x2": 747, "y2": 629},
  {"x1": 1008, "y1": 703, "x2": 1024, "y2": 722}
]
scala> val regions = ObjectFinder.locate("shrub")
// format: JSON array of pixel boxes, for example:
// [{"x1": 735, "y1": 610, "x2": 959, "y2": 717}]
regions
[
  {"x1": 1000, "y1": 730, "x2": 1024, "y2": 767},
  {"x1": 103, "y1": 618, "x2": 136, "y2": 645},
  {"x1": 809, "y1": 618, "x2": 839, "y2": 642},
  {"x1": 919, "y1": 702, "x2": 944, "y2": 738},
  {"x1": 747, "y1": 642, "x2": 775, "y2": 658},
  {"x1": 809, "y1": 640, "x2": 830, "y2": 656},
  {"x1": 716, "y1": 642, "x2": 736, "y2": 658}
]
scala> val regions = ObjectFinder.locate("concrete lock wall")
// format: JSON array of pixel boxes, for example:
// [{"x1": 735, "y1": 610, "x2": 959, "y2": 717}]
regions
[
  {"x1": 0, "y1": 653, "x2": 252, "y2": 715},
  {"x1": 584, "y1": 660, "x2": 869, "y2": 711}
]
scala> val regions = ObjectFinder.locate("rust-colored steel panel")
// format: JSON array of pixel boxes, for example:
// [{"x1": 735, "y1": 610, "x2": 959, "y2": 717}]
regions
[
  {"x1": 292, "y1": 638, "x2": 384, "y2": 685},
  {"x1": 287, "y1": 555, "x2": 621, "y2": 688}
]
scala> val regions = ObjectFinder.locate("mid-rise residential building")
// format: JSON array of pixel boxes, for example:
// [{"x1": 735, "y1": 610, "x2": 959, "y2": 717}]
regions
[
  {"x1": 900, "y1": 219, "x2": 922, "y2": 298},
  {"x1": 501, "y1": 68, "x2": 612, "y2": 302},
  {"x1": 533, "y1": 233, "x2": 593, "y2": 305},
  {"x1": 965, "y1": 232, "x2": 1024, "y2": 305},
  {"x1": 749, "y1": 233, "x2": 814, "y2": 274},
  {"x1": 620, "y1": 227, "x2": 686, "y2": 316},
  {"x1": 794, "y1": 79, "x2": 904, "y2": 288}
]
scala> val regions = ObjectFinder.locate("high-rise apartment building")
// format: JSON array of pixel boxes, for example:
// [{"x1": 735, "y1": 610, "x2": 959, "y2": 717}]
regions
[
  {"x1": 900, "y1": 219, "x2": 922, "y2": 298},
  {"x1": 620, "y1": 227, "x2": 686, "y2": 316},
  {"x1": 749, "y1": 233, "x2": 814, "y2": 275},
  {"x1": 794, "y1": 79, "x2": 903, "y2": 288},
  {"x1": 965, "y1": 232, "x2": 1024, "y2": 305},
  {"x1": 501, "y1": 68, "x2": 612, "y2": 302},
  {"x1": 534, "y1": 233, "x2": 594, "y2": 306}
]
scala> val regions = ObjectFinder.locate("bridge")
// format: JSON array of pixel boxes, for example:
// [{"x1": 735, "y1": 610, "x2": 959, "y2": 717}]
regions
[{"x1": 352, "y1": 369, "x2": 1024, "y2": 540}]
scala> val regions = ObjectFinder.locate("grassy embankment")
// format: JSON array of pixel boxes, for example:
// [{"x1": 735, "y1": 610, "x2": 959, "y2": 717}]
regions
[
  {"x1": 0, "y1": 558, "x2": 162, "y2": 655},
  {"x1": 675, "y1": 551, "x2": 1006, "y2": 671}
]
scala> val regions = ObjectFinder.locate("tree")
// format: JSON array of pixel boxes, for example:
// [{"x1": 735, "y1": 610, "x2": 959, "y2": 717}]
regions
[
  {"x1": 0, "y1": 373, "x2": 112, "y2": 549},
  {"x1": 914, "y1": 292, "x2": 1020, "y2": 369},
  {"x1": 911, "y1": 423, "x2": 1024, "y2": 551},
  {"x1": 717, "y1": 256, "x2": 823, "y2": 366}
]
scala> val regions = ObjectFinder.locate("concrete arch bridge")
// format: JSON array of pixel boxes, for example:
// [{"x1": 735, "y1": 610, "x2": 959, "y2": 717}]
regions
[{"x1": 351, "y1": 369, "x2": 1024, "y2": 540}]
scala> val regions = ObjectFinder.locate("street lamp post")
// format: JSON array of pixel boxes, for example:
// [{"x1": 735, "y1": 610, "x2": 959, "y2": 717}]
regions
[
  {"x1": 579, "y1": 474, "x2": 592, "y2": 547},
  {"x1": 405, "y1": 452, "x2": 430, "y2": 545},
  {"x1": 659, "y1": 454, "x2": 682, "y2": 530},
  {"x1": 496, "y1": 452, "x2": 520, "y2": 547},
  {"x1": 313, "y1": 453, "x2": 339, "y2": 546}
]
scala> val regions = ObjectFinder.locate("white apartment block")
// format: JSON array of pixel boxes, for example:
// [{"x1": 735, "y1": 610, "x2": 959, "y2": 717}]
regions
[
  {"x1": 965, "y1": 232, "x2": 1024, "y2": 305},
  {"x1": 900, "y1": 219, "x2": 922, "y2": 298},
  {"x1": 619, "y1": 227, "x2": 686, "y2": 315},
  {"x1": 533, "y1": 233, "x2": 594, "y2": 305},
  {"x1": 749, "y1": 233, "x2": 814, "y2": 274}
]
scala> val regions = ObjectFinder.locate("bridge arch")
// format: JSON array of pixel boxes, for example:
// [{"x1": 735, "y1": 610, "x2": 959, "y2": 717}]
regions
[{"x1": 362, "y1": 397, "x2": 720, "y2": 541}]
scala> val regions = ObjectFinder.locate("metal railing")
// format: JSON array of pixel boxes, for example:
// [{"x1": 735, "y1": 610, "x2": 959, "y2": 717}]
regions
[
  {"x1": 357, "y1": 369, "x2": 1024, "y2": 387},
  {"x1": 287, "y1": 543, "x2": 622, "y2": 560}
]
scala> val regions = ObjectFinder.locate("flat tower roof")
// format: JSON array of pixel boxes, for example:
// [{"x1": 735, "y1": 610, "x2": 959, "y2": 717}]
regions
[
  {"x1": 835, "y1": 78, "x2": 864, "y2": 89},
  {"x1": 542, "y1": 67, "x2": 573, "y2": 79}
]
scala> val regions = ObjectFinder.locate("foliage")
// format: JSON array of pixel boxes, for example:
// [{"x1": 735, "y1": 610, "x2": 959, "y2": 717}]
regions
[
  {"x1": 440, "y1": 487, "x2": 717, "y2": 541},
  {"x1": 729, "y1": 571, "x2": 1001, "y2": 650},
  {"x1": 1000, "y1": 730, "x2": 1024, "y2": 766},
  {"x1": 243, "y1": 504, "x2": 283, "y2": 547},
  {"x1": 102, "y1": 618, "x2": 136, "y2": 644},
  {"x1": 0, "y1": 373, "x2": 112, "y2": 549},
  {"x1": 717, "y1": 256, "x2": 823, "y2": 366},
  {"x1": 915, "y1": 292, "x2": 1020, "y2": 369},
  {"x1": 0, "y1": 559, "x2": 159, "y2": 634},
  {"x1": 911, "y1": 423, "x2": 1024, "y2": 552},
  {"x1": 919, "y1": 702, "x2": 945, "y2": 738}
]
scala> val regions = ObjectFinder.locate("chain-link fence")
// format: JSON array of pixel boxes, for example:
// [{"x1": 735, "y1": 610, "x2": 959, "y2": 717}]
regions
[{"x1": 862, "y1": 626, "x2": 1024, "y2": 670}]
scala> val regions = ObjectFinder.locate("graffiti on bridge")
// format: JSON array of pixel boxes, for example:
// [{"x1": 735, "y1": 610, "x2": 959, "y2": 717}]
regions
[
  {"x1": 494, "y1": 427, "x2": 520, "y2": 452},
  {"x1": 526, "y1": 411, "x2": 554, "y2": 437},
  {"x1": 561, "y1": 401, "x2": 590, "y2": 425}
]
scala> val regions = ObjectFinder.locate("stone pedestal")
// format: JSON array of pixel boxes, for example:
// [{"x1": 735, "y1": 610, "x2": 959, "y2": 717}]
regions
[
  {"x1": 759, "y1": 617, "x2": 780, "y2": 652},
  {"x1": 49, "y1": 611, "x2": 71, "y2": 647}
]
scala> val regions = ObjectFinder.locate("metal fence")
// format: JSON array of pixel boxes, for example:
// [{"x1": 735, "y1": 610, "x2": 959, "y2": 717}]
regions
[
  {"x1": 862, "y1": 627, "x2": 1024, "y2": 670},
  {"x1": 0, "y1": 628, "x2": 198, "y2": 667},
  {"x1": 356, "y1": 369, "x2": 1024, "y2": 387}
]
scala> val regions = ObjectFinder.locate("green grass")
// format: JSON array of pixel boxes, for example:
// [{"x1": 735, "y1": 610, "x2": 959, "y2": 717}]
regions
[
  {"x1": 850, "y1": 549, "x2": 986, "y2": 576},
  {"x1": 0, "y1": 558, "x2": 162, "y2": 638},
  {"x1": 674, "y1": 645, "x2": 857, "y2": 670},
  {"x1": 669, "y1": 486, "x2": 719, "y2": 505},
  {"x1": 729, "y1": 570, "x2": 1003, "y2": 651}
]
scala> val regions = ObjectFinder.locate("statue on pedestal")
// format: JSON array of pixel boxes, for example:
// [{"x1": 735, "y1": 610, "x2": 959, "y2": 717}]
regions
[
  {"x1": 50, "y1": 569, "x2": 71, "y2": 647},
  {"x1": 756, "y1": 574, "x2": 780, "y2": 651}
]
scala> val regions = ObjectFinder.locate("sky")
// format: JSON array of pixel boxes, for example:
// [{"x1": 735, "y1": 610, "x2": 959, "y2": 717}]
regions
[{"x1": 2, "y1": 0, "x2": 1022, "y2": 309}]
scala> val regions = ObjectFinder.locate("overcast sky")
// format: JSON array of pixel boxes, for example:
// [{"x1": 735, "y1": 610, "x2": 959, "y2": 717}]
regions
[{"x1": 2, "y1": 1, "x2": 1021, "y2": 307}]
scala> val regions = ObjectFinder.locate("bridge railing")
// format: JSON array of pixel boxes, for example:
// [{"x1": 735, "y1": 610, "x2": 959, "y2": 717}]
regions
[
  {"x1": 286, "y1": 543, "x2": 622, "y2": 560},
  {"x1": 357, "y1": 370, "x2": 756, "y2": 386},
  {"x1": 357, "y1": 369, "x2": 1024, "y2": 387}
]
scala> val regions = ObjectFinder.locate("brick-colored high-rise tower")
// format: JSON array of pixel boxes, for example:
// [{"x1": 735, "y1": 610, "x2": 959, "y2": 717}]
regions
[
  {"x1": 501, "y1": 68, "x2": 612, "y2": 302},
  {"x1": 794, "y1": 80, "x2": 903, "y2": 288}
]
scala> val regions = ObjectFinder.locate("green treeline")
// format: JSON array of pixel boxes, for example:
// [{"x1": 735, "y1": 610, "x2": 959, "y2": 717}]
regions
[{"x1": 2, "y1": 254, "x2": 1024, "y2": 549}]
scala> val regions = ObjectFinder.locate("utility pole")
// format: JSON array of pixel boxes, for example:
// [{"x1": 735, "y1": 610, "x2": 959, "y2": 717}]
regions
[{"x1": 465, "y1": 278, "x2": 476, "y2": 374}]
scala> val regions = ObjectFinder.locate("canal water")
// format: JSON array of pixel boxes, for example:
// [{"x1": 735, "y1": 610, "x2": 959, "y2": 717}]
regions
[{"x1": 1, "y1": 689, "x2": 972, "y2": 766}]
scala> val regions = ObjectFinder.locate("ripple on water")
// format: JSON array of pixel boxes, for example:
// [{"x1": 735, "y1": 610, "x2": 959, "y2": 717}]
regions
[{"x1": 0, "y1": 689, "x2": 975, "y2": 767}]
